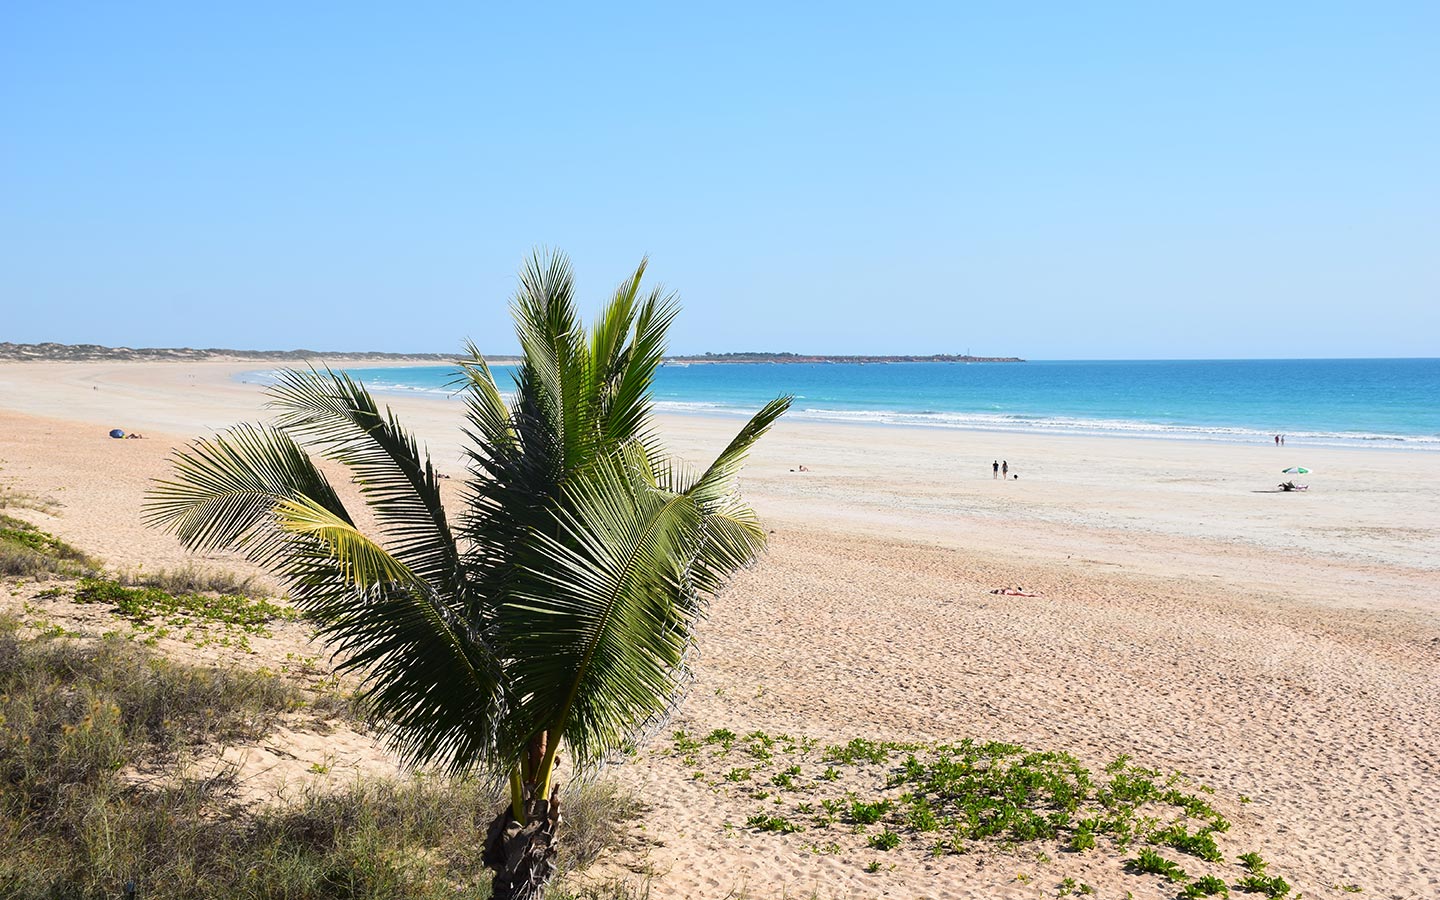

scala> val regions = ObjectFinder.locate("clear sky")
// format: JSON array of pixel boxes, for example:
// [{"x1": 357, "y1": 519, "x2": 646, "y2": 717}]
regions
[{"x1": 3, "y1": 2, "x2": 1436, "y2": 359}]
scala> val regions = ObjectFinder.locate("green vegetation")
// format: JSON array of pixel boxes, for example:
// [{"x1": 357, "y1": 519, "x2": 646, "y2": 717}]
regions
[
  {"x1": 746, "y1": 814, "x2": 804, "y2": 834},
  {"x1": 1058, "y1": 877, "x2": 1097, "y2": 896},
  {"x1": 1236, "y1": 874, "x2": 1291, "y2": 897},
  {"x1": 1184, "y1": 875, "x2": 1231, "y2": 898},
  {"x1": 0, "y1": 513, "x2": 92, "y2": 577},
  {"x1": 1238, "y1": 853, "x2": 1268, "y2": 874},
  {"x1": 1, "y1": 500, "x2": 278, "y2": 649},
  {"x1": 665, "y1": 726, "x2": 1296, "y2": 891},
  {"x1": 2, "y1": 498, "x2": 274, "y2": 647},
  {"x1": 144, "y1": 250, "x2": 788, "y2": 899},
  {"x1": 704, "y1": 728, "x2": 736, "y2": 749},
  {"x1": 825, "y1": 737, "x2": 893, "y2": 765},
  {"x1": 1233, "y1": 856, "x2": 1290, "y2": 897},
  {"x1": 902, "y1": 795, "x2": 939, "y2": 832},
  {"x1": 121, "y1": 563, "x2": 259, "y2": 597},
  {"x1": 1127, "y1": 848, "x2": 1188, "y2": 882},
  {"x1": 555, "y1": 781, "x2": 646, "y2": 873},
  {"x1": 0, "y1": 617, "x2": 638, "y2": 899},
  {"x1": 1153, "y1": 823, "x2": 1224, "y2": 862},
  {"x1": 849, "y1": 798, "x2": 893, "y2": 825},
  {"x1": 36, "y1": 577, "x2": 292, "y2": 650},
  {"x1": 546, "y1": 878, "x2": 653, "y2": 900},
  {"x1": 0, "y1": 619, "x2": 425, "y2": 895}
]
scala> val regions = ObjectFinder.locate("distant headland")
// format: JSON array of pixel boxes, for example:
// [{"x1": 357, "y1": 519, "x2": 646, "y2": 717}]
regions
[
  {"x1": 0, "y1": 343, "x2": 485, "y2": 363},
  {"x1": 666, "y1": 352, "x2": 1025, "y2": 364},
  {"x1": 0, "y1": 343, "x2": 1024, "y2": 364}
]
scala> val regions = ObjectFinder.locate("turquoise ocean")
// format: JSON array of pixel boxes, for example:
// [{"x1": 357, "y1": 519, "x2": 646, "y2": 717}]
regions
[{"x1": 244, "y1": 359, "x2": 1440, "y2": 451}]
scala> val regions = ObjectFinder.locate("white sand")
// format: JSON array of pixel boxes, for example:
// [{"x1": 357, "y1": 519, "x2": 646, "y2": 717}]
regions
[{"x1": 1, "y1": 358, "x2": 1437, "y2": 898}]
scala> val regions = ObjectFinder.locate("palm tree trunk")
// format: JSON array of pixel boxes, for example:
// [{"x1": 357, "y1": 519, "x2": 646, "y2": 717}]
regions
[{"x1": 484, "y1": 788, "x2": 561, "y2": 900}]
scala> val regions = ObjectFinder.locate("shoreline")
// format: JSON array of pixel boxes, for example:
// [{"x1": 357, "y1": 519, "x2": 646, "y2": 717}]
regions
[
  {"x1": 4, "y1": 357, "x2": 1439, "y2": 578},
  {"x1": 238, "y1": 360, "x2": 1440, "y2": 453}
]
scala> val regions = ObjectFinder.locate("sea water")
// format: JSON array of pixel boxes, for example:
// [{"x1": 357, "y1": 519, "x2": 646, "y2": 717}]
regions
[{"x1": 242, "y1": 358, "x2": 1440, "y2": 450}]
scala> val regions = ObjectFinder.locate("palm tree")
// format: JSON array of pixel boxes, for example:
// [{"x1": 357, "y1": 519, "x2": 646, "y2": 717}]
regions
[{"x1": 145, "y1": 251, "x2": 789, "y2": 899}]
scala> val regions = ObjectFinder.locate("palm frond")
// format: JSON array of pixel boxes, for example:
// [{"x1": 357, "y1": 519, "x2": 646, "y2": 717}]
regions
[
  {"x1": 268, "y1": 368, "x2": 465, "y2": 599},
  {"x1": 273, "y1": 496, "x2": 424, "y2": 587},
  {"x1": 144, "y1": 422, "x2": 351, "y2": 555},
  {"x1": 501, "y1": 455, "x2": 704, "y2": 768},
  {"x1": 147, "y1": 421, "x2": 502, "y2": 776},
  {"x1": 668, "y1": 395, "x2": 792, "y2": 507},
  {"x1": 271, "y1": 495, "x2": 502, "y2": 775},
  {"x1": 587, "y1": 258, "x2": 646, "y2": 409},
  {"x1": 688, "y1": 500, "x2": 769, "y2": 597},
  {"x1": 457, "y1": 352, "x2": 568, "y2": 608},
  {"x1": 511, "y1": 250, "x2": 585, "y2": 467},
  {"x1": 456, "y1": 340, "x2": 516, "y2": 455},
  {"x1": 601, "y1": 288, "x2": 680, "y2": 450}
]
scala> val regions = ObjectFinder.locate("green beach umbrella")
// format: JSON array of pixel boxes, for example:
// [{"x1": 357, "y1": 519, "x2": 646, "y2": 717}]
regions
[{"x1": 1281, "y1": 466, "x2": 1310, "y2": 475}]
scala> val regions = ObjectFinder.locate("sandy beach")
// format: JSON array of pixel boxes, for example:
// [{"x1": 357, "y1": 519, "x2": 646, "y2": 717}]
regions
[{"x1": 2, "y1": 358, "x2": 1437, "y2": 899}]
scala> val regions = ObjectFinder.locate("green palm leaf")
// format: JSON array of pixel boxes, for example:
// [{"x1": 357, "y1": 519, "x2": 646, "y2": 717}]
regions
[
  {"x1": 457, "y1": 340, "x2": 516, "y2": 454},
  {"x1": 670, "y1": 395, "x2": 791, "y2": 506},
  {"x1": 601, "y1": 287, "x2": 679, "y2": 453},
  {"x1": 268, "y1": 368, "x2": 465, "y2": 600},
  {"x1": 144, "y1": 422, "x2": 351, "y2": 557},
  {"x1": 503, "y1": 454, "x2": 703, "y2": 769},
  {"x1": 146, "y1": 421, "x2": 501, "y2": 776},
  {"x1": 272, "y1": 495, "x2": 500, "y2": 774}
]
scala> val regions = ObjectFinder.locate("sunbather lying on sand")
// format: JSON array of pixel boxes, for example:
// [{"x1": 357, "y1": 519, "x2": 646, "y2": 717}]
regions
[{"x1": 990, "y1": 587, "x2": 1040, "y2": 597}]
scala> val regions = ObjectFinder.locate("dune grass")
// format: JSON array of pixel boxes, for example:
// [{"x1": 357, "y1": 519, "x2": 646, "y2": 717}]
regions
[
  {"x1": 0, "y1": 619, "x2": 641, "y2": 899},
  {"x1": 119, "y1": 562, "x2": 261, "y2": 597},
  {"x1": 0, "y1": 512, "x2": 94, "y2": 577}
]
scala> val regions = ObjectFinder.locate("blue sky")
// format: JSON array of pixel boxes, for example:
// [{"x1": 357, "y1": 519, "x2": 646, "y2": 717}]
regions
[{"x1": 3, "y1": 2, "x2": 1436, "y2": 359}]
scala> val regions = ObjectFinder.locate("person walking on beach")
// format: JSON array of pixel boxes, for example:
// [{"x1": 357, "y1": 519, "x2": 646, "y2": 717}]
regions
[
  {"x1": 993, "y1": 460, "x2": 999, "y2": 479},
  {"x1": 1002, "y1": 460, "x2": 1009, "y2": 479},
  {"x1": 1275, "y1": 434, "x2": 1280, "y2": 446}
]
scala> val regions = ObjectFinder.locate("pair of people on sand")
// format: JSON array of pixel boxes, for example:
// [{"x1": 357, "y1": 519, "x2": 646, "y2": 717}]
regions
[{"x1": 992, "y1": 460, "x2": 1015, "y2": 480}]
